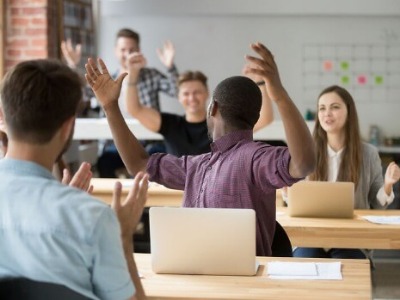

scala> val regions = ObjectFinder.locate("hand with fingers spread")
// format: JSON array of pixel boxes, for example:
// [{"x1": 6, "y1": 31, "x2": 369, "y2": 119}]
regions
[
  {"x1": 62, "y1": 162, "x2": 93, "y2": 194},
  {"x1": 112, "y1": 172, "x2": 149, "y2": 242},
  {"x1": 85, "y1": 58, "x2": 127, "y2": 111},
  {"x1": 61, "y1": 39, "x2": 82, "y2": 69},
  {"x1": 156, "y1": 40, "x2": 175, "y2": 69},
  {"x1": 244, "y1": 42, "x2": 286, "y2": 103}
]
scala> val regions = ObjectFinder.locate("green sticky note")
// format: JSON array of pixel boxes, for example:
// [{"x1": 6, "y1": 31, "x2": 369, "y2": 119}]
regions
[
  {"x1": 375, "y1": 76, "x2": 383, "y2": 85},
  {"x1": 340, "y1": 61, "x2": 349, "y2": 71},
  {"x1": 341, "y1": 76, "x2": 350, "y2": 85}
]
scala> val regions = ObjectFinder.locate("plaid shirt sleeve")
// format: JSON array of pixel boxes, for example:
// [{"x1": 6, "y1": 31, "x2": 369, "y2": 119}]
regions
[{"x1": 137, "y1": 66, "x2": 179, "y2": 111}]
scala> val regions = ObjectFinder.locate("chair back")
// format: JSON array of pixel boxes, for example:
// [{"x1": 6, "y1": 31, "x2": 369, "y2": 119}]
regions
[
  {"x1": 0, "y1": 278, "x2": 91, "y2": 300},
  {"x1": 271, "y1": 221, "x2": 293, "y2": 257}
]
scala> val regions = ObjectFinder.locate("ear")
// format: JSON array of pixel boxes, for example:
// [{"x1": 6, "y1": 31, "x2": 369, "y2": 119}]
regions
[
  {"x1": 0, "y1": 107, "x2": 7, "y2": 133},
  {"x1": 60, "y1": 116, "x2": 75, "y2": 141},
  {"x1": 208, "y1": 100, "x2": 218, "y2": 117}
]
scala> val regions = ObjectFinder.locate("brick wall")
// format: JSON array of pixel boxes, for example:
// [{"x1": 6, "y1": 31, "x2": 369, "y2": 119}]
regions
[{"x1": 5, "y1": 0, "x2": 60, "y2": 71}]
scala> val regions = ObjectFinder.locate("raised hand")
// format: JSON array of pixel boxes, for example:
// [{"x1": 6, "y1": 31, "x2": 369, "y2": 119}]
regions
[
  {"x1": 385, "y1": 161, "x2": 400, "y2": 186},
  {"x1": 112, "y1": 172, "x2": 149, "y2": 240},
  {"x1": 126, "y1": 52, "x2": 147, "y2": 83},
  {"x1": 61, "y1": 39, "x2": 82, "y2": 69},
  {"x1": 156, "y1": 40, "x2": 175, "y2": 69},
  {"x1": 242, "y1": 64, "x2": 263, "y2": 84},
  {"x1": 245, "y1": 42, "x2": 285, "y2": 102},
  {"x1": 85, "y1": 58, "x2": 127, "y2": 110},
  {"x1": 62, "y1": 162, "x2": 93, "y2": 193}
]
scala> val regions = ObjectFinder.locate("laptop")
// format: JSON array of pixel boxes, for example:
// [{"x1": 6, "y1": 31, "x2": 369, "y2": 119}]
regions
[
  {"x1": 287, "y1": 181, "x2": 355, "y2": 218},
  {"x1": 149, "y1": 207, "x2": 258, "y2": 276}
]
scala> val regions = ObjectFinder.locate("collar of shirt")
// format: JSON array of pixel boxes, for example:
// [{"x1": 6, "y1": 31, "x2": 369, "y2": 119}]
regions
[
  {"x1": 0, "y1": 158, "x2": 54, "y2": 180},
  {"x1": 210, "y1": 130, "x2": 253, "y2": 153},
  {"x1": 327, "y1": 145, "x2": 344, "y2": 182},
  {"x1": 327, "y1": 144, "x2": 344, "y2": 158}
]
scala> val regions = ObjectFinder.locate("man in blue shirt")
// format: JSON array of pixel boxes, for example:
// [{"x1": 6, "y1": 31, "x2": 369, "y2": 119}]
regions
[{"x1": 0, "y1": 59, "x2": 147, "y2": 300}]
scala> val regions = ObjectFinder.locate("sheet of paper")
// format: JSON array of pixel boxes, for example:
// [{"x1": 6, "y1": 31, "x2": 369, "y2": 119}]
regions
[
  {"x1": 267, "y1": 261, "x2": 342, "y2": 280},
  {"x1": 362, "y1": 215, "x2": 400, "y2": 225},
  {"x1": 268, "y1": 262, "x2": 317, "y2": 276}
]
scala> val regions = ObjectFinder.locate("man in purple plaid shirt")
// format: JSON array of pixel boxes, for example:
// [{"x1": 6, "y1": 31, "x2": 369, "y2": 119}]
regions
[{"x1": 86, "y1": 42, "x2": 316, "y2": 256}]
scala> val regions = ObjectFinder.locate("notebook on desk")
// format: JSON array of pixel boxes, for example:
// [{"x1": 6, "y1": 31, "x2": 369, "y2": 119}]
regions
[
  {"x1": 149, "y1": 207, "x2": 258, "y2": 276},
  {"x1": 287, "y1": 181, "x2": 355, "y2": 218}
]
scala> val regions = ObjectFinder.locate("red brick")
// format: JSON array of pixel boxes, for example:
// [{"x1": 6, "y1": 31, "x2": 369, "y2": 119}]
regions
[
  {"x1": 31, "y1": 38, "x2": 47, "y2": 47},
  {"x1": 11, "y1": 17, "x2": 30, "y2": 26},
  {"x1": 25, "y1": 28, "x2": 47, "y2": 35},
  {"x1": 24, "y1": 49, "x2": 48, "y2": 58},
  {"x1": 8, "y1": 38, "x2": 29, "y2": 47},
  {"x1": 31, "y1": 17, "x2": 46, "y2": 26},
  {"x1": 6, "y1": 49, "x2": 22, "y2": 58},
  {"x1": 22, "y1": 7, "x2": 46, "y2": 15},
  {"x1": 8, "y1": 28, "x2": 23, "y2": 36},
  {"x1": 10, "y1": 8, "x2": 21, "y2": 15},
  {"x1": 9, "y1": 0, "x2": 47, "y2": 6}
]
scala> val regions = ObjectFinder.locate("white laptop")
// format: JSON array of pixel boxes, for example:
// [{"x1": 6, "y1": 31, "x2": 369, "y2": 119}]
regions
[
  {"x1": 149, "y1": 207, "x2": 258, "y2": 276},
  {"x1": 287, "y1": 181, "x2": 355, "y2": 218}
]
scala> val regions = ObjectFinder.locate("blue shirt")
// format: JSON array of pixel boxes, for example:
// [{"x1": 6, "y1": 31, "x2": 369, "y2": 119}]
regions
[{"x1": 0, "y1": 159, "x2": 134, "y2": 300}]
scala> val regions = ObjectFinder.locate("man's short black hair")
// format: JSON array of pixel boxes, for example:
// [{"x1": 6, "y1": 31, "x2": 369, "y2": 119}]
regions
[
  {"x1": 212, "y1": 76, "x2": 261, "y2": 130},
  {"x1": 0, "y1": 59, "x2": 82, "y2": 144}
]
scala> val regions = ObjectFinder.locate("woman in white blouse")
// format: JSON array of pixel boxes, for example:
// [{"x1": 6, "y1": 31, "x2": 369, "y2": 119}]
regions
[{"x1": 293, "y1": 85, "x2": 400, "y2": 259}]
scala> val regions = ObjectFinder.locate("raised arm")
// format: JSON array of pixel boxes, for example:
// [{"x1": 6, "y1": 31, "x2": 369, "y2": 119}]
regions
[
  {"x1": 242, "y1": 65, "x2": 274, "y2": 131},
  {"x1": 156, "y1": 40, "x2": 179, "y2": 97},
  {"x1": 85, "y1": 58, "x2": 149, "y2": 176},
  {"x1": 126, "y1": 53, "x2": 162, "y2": 132},
  {"x1": 245, "y1": 42, "x2": 316, "y2": 178},
  {"x1": 61, "y1": 39, "x2": 82, "y2": 69}
]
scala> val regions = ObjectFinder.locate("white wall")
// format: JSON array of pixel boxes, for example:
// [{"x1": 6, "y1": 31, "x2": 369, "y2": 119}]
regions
[{"x1": 96, "y1": 0, "x2": 400, "y2": 140}]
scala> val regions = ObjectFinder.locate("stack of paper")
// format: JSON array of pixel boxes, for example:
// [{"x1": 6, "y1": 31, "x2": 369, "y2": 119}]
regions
[{"x1": 267, "y1": 261, "x2": 342, "y2": 280}]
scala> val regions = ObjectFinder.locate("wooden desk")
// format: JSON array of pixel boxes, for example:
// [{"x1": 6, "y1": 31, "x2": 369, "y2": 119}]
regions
[
  {"x1": 134, "y1": 253, "x2": 371, "y2": 300},
  {"x1": 73, "y1": 118, "x2": 314, "y2": 141},
  {"x1": 91, "y1": 178, "x2": 183, "y2": 207},
  {"x1": 277, "y1": 207, "x2": 400, "y2": 249}
]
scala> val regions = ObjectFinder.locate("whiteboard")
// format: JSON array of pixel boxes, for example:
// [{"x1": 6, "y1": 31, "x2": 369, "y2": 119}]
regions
[{"x1": 97, "y1": 0, "x2": 400, "y2": 139}]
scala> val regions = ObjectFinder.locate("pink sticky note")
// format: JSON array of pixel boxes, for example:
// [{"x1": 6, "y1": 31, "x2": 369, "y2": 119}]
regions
[
  {"x1": 323, "y1": 60, "x2": 333, "y2": 72},
  {"x1": 357, "y1": 75, "x2": 367, "y2": 85}
]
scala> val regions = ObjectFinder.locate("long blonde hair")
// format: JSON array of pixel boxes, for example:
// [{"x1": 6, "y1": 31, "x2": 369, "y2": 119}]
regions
[{"x1": 309, "y1": 85, "x2": 362, "y2": 187}]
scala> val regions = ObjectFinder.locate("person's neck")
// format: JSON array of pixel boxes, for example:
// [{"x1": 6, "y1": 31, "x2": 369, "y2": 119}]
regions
[
  {"x1": 5, "y1": 141, "x2": 57, "y2": 172},
  {"x1": 211, "y1": 123, "x2": 239, "y2": 141},
  {"x1": 327, "y1": 133, "x2": 345, "y2": 152},
  {"x1": 185, "y1": 111, "x2": 206, "y2": 123}
]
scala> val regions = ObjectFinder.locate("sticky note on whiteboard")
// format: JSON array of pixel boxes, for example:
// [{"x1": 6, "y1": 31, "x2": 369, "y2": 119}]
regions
[
  {"x1": 323, "y1": 60, "x2": 333, "y2": 72},
  {"x1": 375, "y1": 76, "x2": 384, "y2": 85},
  {"x1": 357, "y1": 75, "x2": 367, "y2": 85},
  {"x1": 340, "y1": 61, "x2": 349, "y2": 71},
  {"x1": 341, "y1": 76, "x2": 350, "y2": 85}
]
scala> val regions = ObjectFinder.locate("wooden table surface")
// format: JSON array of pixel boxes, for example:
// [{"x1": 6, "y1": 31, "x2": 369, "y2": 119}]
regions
[
  {"x1": 91, "y1": 178, "x2": 183, "y2": 207},
  {"x1": 134, "y1": 253, "x2": 371, "y2": 300},
  {"x1": 277, "y1": 207, "x2": 400, "y2": 249}
]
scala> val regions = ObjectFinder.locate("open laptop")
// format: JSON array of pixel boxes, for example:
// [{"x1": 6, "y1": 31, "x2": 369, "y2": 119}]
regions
[
  {"x1": 149, "y1": 207, "x2": 258, "y2": 276},
  {"x1": 287, "y1": 181, "x2": 355, "y2": 218}
]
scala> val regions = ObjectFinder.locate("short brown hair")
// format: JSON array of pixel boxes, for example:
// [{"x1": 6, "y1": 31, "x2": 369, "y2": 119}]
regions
[
  {"x1": 116, "y1": 28, "x2": 140, "y2": 45},
  {"x1": 1, "y1": 59, "x2": 82, "y2": 144},
  {"x1": 178, "y1": 71, "x2": 208, "y2": 88}
]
